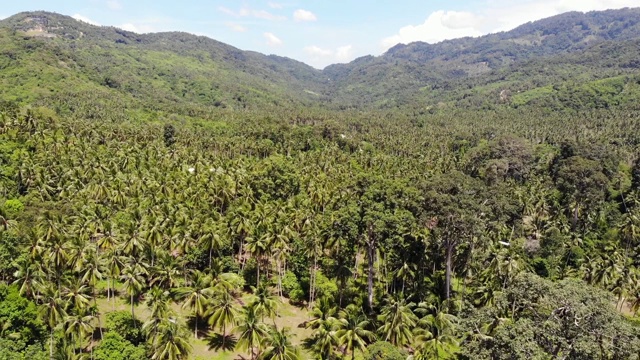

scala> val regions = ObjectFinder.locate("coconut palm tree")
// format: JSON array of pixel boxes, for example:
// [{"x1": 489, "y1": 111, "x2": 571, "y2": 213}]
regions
[
  {"x1": 120, "y1": 264, "x2": 146, "y2": 319},
  {"x1": 413, "y1": 302, "x2": 459, "y2": 360},
  {"x1": 235, "y1": 304, "x2": 269, "y2": 360},
  {"x1": 151, "y1": 319, "x2": 192, "y2": 360},
  {"x1": 305, "y1": 296, "x2": 337, "y2": 330},
  {"x1": 335, "y1": 304, "x2": 375, "y2": 360},
  {"x1": 260, "y1": 326, "x2": 301, "y2": 360},
  {"x1": 63, "y1": 311, "x2": 95, "y2": 357},
  {"x1": 38, "y1": 285, "x2": 67, "y2": 360},
  {"x1": 249, "y1": 284, "x2": 280, "y2": 323},
  {"x1": 174, "y1": 269, "x2": 213, "y2": 339},
  {"x1": 207, "y1": 289, "x2": 239, "y2": 348},
  {"x1": 61, "y1": 279, "x2": 92, "y2": 313},
  {"x1": 302, "y1": 316, "x2": 340, "y2": 360},
  {"x1": 144, "y1": 286, "x2": 174, "y2": 349},
  {"x1": 377, "y1": 296, "x2": 418, "y2": 347}
]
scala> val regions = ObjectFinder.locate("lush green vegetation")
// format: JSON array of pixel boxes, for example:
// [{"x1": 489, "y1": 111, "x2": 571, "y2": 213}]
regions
[{"x1": 0, "y1": 7, "x2": 639, "y2": 360}]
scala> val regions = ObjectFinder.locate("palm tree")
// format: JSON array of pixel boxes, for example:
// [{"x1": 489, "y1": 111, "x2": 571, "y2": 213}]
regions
[
  {"x1": 414, "y1": 302, "x2": 459, "y2": 360},
  {"x1": 335, "y1": 304, "x2": 375, "y2": 360},
  {"x1": 249, "y1": 284, "x2": 280, "y2": 323},
  {"x1": 303, "y1": 317, "x2": 340, "y2": 360},
  {"x1": 235, "y1": 305, "x2": 269, "y2": 360},
  {"x1": 144, "y1": 287, "x2": 174, "y2": 349},
  {"x1": 63, "y1": 311, "x2": 95, "y2": 357},
  {"x1": 149, "y1": 251, "x2": 181, "y2": 289},
  {"x1": 151, "y1": 319, "x2": 193, "y2": 360},
  {"x1": 197, "y1": 220, "x2": 223, "y2": 269},
  {"x1": 394, "y1": 261, "x2": 417, "y2": 294},
  {"x1": 377, "y1": 296, "x2": 418, "y2": 347},
  {"x1": 12, "y1": 258, "x2": 44, "y2": 299},
  {"x1": 38, "y1": 286, "x2": 67, "y2": 360},
  {"x1": 61, "y1": 279, "x2": 92, "y2": 313},
  {"x1": 260, "y1": 326, "x2": 301, "y2": 360},
  {"x1": 305, "y1": 296, "x2": 337, "y2": 330},
  {"x1": 105, "y1": 248, "x2": 124, "y2": 307},
  {"x1": 120, "y1": 264, "x2": 146, "y2": 319},
  {"x1": 207, "y1": 289, "x2": 239, "y2": 348},
  {"x1": 174, "y1": 269, "x2": 213, "y2": 339}
]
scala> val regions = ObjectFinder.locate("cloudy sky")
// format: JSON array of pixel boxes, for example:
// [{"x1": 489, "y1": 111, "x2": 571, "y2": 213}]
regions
[{"x1": 1, "y1": 0, "x2": 638, "y2": 68}]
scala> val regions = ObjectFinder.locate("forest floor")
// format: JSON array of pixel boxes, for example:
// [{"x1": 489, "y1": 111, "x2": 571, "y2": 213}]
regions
[{"x1": 94, "y1": 283, "x2": 314, "y2": 360}]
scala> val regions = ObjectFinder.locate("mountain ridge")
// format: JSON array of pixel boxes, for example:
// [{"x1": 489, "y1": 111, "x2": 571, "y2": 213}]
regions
[{"x1": 1, "y1": 8, "x2": 640, "y2": 114}]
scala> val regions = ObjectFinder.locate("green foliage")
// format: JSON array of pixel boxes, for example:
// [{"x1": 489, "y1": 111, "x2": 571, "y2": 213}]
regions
[
  {"x1": 0, "y1": 284, "x2": 45, "y2": 347},
  {"x1": 105, "y1": 311, "x2": 144, "y2": 346},
  {"x1": 364, "y1": 341, "x2": 406, "y2": 360},
  {"x1": 314, "y1": 272, "x2": 338, "y2": 300},
  {"x1": 94, "y1": 331, "x2": 146, "y2": 360},
  {"x1": 281, "y1": 271, "x2": 304, "y2": 303},
  {"x1": 0, "y1": 338, "x2": 47, "y2": 360},
  {"x1": 460, "y1": 273, "x2": 640, "y2": 359},
  {"x1": 2, "y1": 199, "x2": 24, "y2": 216}
]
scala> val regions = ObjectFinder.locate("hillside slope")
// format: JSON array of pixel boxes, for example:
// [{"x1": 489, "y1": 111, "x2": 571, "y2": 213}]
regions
[
  {"x1": 324, "y1": 7, "x2": 640, "y2": 108},
  {"x1": 0, "y1": 11, "x2": 328, "y2": 118},
  {"x1": 1, "y1": 8, "x2": 640, "y2": 115}
]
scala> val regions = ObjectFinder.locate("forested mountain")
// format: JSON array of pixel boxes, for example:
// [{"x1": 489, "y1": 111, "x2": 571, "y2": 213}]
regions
[
  {"x1": 325, "y1": 7, "x2": 640, "y2": 108},
  {"x1": 2, "y1": 8, "x2": 640, "y2": 114},
  {"x1": 1, "y1": 7, "x2": 640, "y2": 360},
  {"x1": 0, "y1": 11, "x2": 329, "y2": 117}
]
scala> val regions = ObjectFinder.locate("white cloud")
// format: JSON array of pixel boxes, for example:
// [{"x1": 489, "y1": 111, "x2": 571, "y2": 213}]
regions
[
  {"x1": 381, "y1": 10, "x2": 483, "y2": 50},
  {"x1": 335, "y1": 45, "x2": 353, "y2": 62},
  {"x1": 118, "y1": 18, "x2": 170, "y2": 34},
  {"x1": 106, "y1": 0, "x2": 122, "y2": 10},
  {"x1": 114, "y1": 16, "x2": 174, "y2": 34},
  {"x1": 293, "y1": 9, "x2": 317, "y2": 22},
  {"x1": 381, "y1": 0, "x2": 640, "y2": 50},
  {"x1": 0, "y1": 15, "x2": 6, "y2": 20},
  {"x1": 303, "y1": 44, "x2": 355, "y2": 68},
  {"x1": 118, "y1": 23, "x2": 159, "y2": 33},
  {"x1": 268, "y1": 2, "x2": 284, "y2": 9},
  {"x1": 226, "y1": 22, "x2": 247, "y2": 32},
  {"x1": 264, "y1": 32, "x2": 283, "y2": 46},
  {"x1": 119, "y1": 23, "x2": 140, "y2": 32},
  {"x1": 72, "y1": 14, "x2": 100, "y2": 26},
  {"x1": 304, "y1": 45, "x2": 332, "y2": 56},
  {"x1": 219, "y1": 6, "x2": 286, "y2": 21}
]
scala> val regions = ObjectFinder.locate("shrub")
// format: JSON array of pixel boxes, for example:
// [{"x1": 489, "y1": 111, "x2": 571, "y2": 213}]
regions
[
  {"x1": 94, "y1": 332, "x2": 146, "y2": 360},
  {"x1": 105, "y1": 311, "x2": 144, "y2": 345},
  {"x1": 365, "y1": 341, "x2": 406, "y2": 360}
]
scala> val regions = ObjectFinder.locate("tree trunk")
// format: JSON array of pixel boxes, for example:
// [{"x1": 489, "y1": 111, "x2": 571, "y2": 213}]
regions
[
  {"x1": 94, "y1": 293, "x2": 103, "y2": 339},
  {"x1": 239, "y1": 235, "x2": 246, "y2": 272},
  {"x1": 445, "y1": 241, "x2": 453, "y2": 300},
  {"x1": 256, "y1": 256, "x2": 260, "y2": 288},
  {"x1": 222, "y1": 323, "x2": 226, "y2": 348},
  {"x1": 50, "y1": 329, "x2": 54, "y2": 360},
  {"x1": 309, "y1": 253, "x2": 317, "y2": 309},
  {"x1": 131, "y1": 294, "x2": 135, "y2": 319},
  {"x1": 277, "y1": 259, "x2": 283, "y2": 298},
  {"x1": 367, "y1": 226, "x2": 375, "y2": 311}
]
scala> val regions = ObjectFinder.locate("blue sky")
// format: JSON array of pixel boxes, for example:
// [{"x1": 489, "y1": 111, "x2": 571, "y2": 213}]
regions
[{"x1": 1, "y1": 0, "x2": 638, "y2": 68}]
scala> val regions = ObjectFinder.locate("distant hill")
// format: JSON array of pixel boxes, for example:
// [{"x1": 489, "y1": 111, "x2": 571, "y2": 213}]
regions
[
  {"x1": 324, "y1": 8, "x2": 640, "y2": 109},
  {"x1": 0, "y1": 11, "x2": 328, "y2": 118},
  {"x1": 1, "y1": 8, "x2": 640, "y2": 117}
]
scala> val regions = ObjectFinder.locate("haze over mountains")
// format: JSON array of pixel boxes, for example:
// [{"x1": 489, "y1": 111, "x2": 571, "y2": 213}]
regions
[{"x1": 1, "y1": 8, "x2": 640, "y2": 114}]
